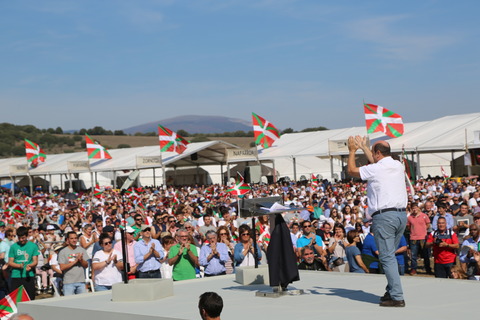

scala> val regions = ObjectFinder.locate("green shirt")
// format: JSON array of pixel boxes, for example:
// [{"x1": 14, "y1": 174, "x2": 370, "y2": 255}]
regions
[
  {"x1": 9, "y1": 241, "x2": 39, "y2": 278},
  {"x1": 168, "y1": 244, "x2": 197, "y2": 281}
]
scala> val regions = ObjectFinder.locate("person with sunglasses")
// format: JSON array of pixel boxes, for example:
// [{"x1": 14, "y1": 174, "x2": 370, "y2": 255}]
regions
[
  {"x1": 216, "y1": 226, "x2": 235, "y2": 274},
  {"x1": 234, "y1": 225, "x2": 262, "y2": 267},
  {"x1": 132, "y1": 214, "x2": 145, "y2": 241},
  {"x1": 92, "y1": 234, "x2": 123, "y2": 291},
  {"x1": 296, "y1": 220, "x2": 325, "y2": 258},
  {"x1": 134, "y1": 226, "x2": 164, "y2": 279}
]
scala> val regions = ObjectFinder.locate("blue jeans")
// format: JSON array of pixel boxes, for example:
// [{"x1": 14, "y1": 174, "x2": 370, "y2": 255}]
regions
[
  {"x1": 63, "y1": 282, "x2": 86, "y2": 296},
  {"x1": 94, "y1": 285, "x2": 112, "y2": 291},
  {"x1": 409, "y1": 239, "x2": 423, "y2": 271},
  {"x1": 372, "y1": 210, "x2": 407, "y2": 301}
]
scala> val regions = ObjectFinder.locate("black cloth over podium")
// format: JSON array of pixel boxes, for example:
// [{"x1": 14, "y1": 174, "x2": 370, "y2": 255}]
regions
[{"x1": 267, "y1": 214, "x2": 300, "y2": 288}]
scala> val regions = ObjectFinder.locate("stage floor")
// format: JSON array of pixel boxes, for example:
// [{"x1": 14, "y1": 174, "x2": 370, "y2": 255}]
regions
[{"x1": 19, "y1": 271, "x2": 477, "y2": 320}]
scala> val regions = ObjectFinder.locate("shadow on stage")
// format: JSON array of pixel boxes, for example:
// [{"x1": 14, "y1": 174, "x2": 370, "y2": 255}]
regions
[
  {"x1": 309, "y1": 286, "x2": 380, "y2": 304},
  {"x1": 221, "y1": 283, "x2": 379, "y2": 305}
]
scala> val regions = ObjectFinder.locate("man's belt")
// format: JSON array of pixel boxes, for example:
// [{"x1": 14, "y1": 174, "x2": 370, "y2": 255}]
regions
[
  {"x1": 139, "y1": 269, "x2": 160, "y2": 274},
  {"x1": 371, "y1": 207, "x2": 406, "y2": 217}
]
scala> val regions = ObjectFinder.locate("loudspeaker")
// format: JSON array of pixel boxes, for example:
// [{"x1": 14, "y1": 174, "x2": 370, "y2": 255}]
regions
[{"x1": 190, "y1": 153, "x2": 198, "y2": 161}]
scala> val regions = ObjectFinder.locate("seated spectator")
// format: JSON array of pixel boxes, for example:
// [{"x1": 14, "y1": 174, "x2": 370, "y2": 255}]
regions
[
  {"x1": 345, "y1": 230, "x2": 369, "y2": 273},
  {"x1": 296, "y1": 220, "x2": 325, "y2": 257},
  {"x1": 327, "y1": 224, "x2": 348, "y2": 272},
  {"x1": 316, "y1": 222, "x2": 333, "y2": 247},
  {"x1": 298, "y1": 246, "x2": 328, "y2": 271},
  {"x1": 361, "y1": 231, "x2": 379, "y2": 274}
]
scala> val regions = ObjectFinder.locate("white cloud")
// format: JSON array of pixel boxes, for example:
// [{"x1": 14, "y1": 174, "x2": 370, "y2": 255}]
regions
[{"x1": 346, "y1": 15, "x2": 457, "y2": 62}]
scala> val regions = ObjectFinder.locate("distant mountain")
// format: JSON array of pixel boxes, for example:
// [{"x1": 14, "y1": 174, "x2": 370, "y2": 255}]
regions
[{"x1": 123, "y1": 115, "x2": 252, "y2": 134}]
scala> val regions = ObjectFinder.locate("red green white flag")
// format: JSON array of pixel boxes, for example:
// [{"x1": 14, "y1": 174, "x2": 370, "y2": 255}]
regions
[
  {"x1": 441, "y1": 166, "x2": 449, "y2": 179},
  {"x1": 94, "y1": 184, "x2": 103, "y2": 199},
  {"x1": 252, "y1": 113, "x2": 280, "y2": 149},
  {"x1": 0, "y1": 285, "x2": 30, "y2": 318},
  {"x1": 85, "y1": 134, "x2": 112, "y2": 159},
  {"x1": 205, "y1": 186, "x2": 214, "y2": 199},
  {"x1": 5, "y1": 200, "x2": 25, "y2": 218},
  {"x1": 158, "y1": 125, "x2": 190, "y2": 154},
  {"x1": 24, "y1": 139, "x2": 46, "y2": 168},
  {"x1": 364, "y1": 103, "x2": 404, "y2": 138},
  {"x1": 227, "y1": 174, "x2": 251, "y2": 197},
  {"x1": 311, "y1": 174, "x2": 319, "y2": 187}
]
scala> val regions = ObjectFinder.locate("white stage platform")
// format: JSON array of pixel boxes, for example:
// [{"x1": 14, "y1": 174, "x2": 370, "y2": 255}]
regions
[{"x1": 19, "y1": 271, "x2": 477, "y2": 320}]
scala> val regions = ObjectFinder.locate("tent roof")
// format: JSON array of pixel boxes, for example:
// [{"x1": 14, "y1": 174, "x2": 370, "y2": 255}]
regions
[{"x1": 0, "y1": 140, "x2": 238, "y2": 178}]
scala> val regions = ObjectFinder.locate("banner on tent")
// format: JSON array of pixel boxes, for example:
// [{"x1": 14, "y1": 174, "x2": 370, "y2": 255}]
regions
[
  {"x1": 328, "y1": 139, "x2": 349, "y2": 154},
  {"x1": 328, "y1": 138, "x2": 370, "y2": 154},
  {"x1": 227, "y1": 148, "x2": 258, "y2": 162},
  {"x1": 9, "y1": 165, "x2": 28, "y2": 175},
  {"x1": 474, "y1": 130, "x2": 480, "y2": 145},
  {"x1": 136, "y1": 156, "x2": 162, "y2": 168},
  {"x1": 67, "y1": 161, "x2": 90, "y2": 172}
]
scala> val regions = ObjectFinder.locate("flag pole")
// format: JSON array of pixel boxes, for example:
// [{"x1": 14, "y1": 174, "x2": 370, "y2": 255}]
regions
[{"x1": 160, "y1": 151, "x2": 167, "y2": 189}]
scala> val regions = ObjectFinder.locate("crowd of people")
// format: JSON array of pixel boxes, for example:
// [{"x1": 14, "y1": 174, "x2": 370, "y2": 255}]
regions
[{"x1": 0, "y1": 175, "x2": 479, "y2": 299}]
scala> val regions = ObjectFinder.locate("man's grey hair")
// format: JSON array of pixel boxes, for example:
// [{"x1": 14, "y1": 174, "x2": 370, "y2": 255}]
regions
[{"x1": 205, "y1": 230, "x2": 217, "y2": 238}]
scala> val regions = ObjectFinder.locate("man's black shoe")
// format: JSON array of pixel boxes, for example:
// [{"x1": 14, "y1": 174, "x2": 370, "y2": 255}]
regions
[
  {"x1": 380, "y1": 299, "x2": 406, "y2": 307},
  {"x1": 380, "y1": 292, "x2": 391, "y2": 302}
]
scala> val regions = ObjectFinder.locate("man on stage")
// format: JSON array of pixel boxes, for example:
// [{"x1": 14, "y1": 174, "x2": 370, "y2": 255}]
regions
[{"x1": 347, "y1": 136, "x2": 407, "y2": 307}]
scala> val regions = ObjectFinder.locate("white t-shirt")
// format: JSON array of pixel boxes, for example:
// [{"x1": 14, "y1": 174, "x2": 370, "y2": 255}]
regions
[
  {"x1": 92, "y1": 249, "x2": 123, "y2": 286},
  {"x1": 359, "y1": 156, "x2": 407, "y2": 215}
]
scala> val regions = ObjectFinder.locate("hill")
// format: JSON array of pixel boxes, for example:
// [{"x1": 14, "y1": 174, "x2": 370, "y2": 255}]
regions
[{"x1": 123, "y1": 115, "x2": 251, "y2": 134}]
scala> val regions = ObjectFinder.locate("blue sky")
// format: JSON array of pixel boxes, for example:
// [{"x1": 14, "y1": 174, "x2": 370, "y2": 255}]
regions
[{"x1": 1, "y1": 0, "x2": 479, "y2": 132}]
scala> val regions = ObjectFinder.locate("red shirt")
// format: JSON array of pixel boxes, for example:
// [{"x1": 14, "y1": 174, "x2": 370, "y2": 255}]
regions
[
  {"x1": 407, "y1": 212, "x2": 430, "y2": 240},
  {"x1": 426, "y1": 231, "x2": 458, "y2": 264}
]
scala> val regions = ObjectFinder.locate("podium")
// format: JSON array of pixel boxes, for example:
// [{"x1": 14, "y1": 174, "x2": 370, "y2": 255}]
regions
[{"x1": 237, "y1": 197, "x2": 303, "y2": 297}]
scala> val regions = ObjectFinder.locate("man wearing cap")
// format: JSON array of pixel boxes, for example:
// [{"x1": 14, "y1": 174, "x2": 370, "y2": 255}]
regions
[
  {"x1": 134, "y1": 226, "x2": 164, "y2": 278},
  {"x1": 114, "y1": 226, "x2": 137, "y2": 279},
  {"x1": 348, "y1": 136, "x2": 407, "y2": 307}
]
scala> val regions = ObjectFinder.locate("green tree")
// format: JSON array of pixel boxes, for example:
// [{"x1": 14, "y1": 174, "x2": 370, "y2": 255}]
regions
[
  {"x1": 301, "y1": 126, "x2": 328, "y2": 132},
  {"x1": 281, "y1": 128, "x2": 295, "y2": 134},
  {"x1": 177, "y1": 129, "x2": 189, "y2": 137},
  {"x1": 114, "y1": 130, "x2": 126, "y2": 136},
  {"x1": 55, "y1": 127, "x2": 63, "y2": 134},
  {"x1": 11, "y1": 146, "x2": 25, "y2": 156}
]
